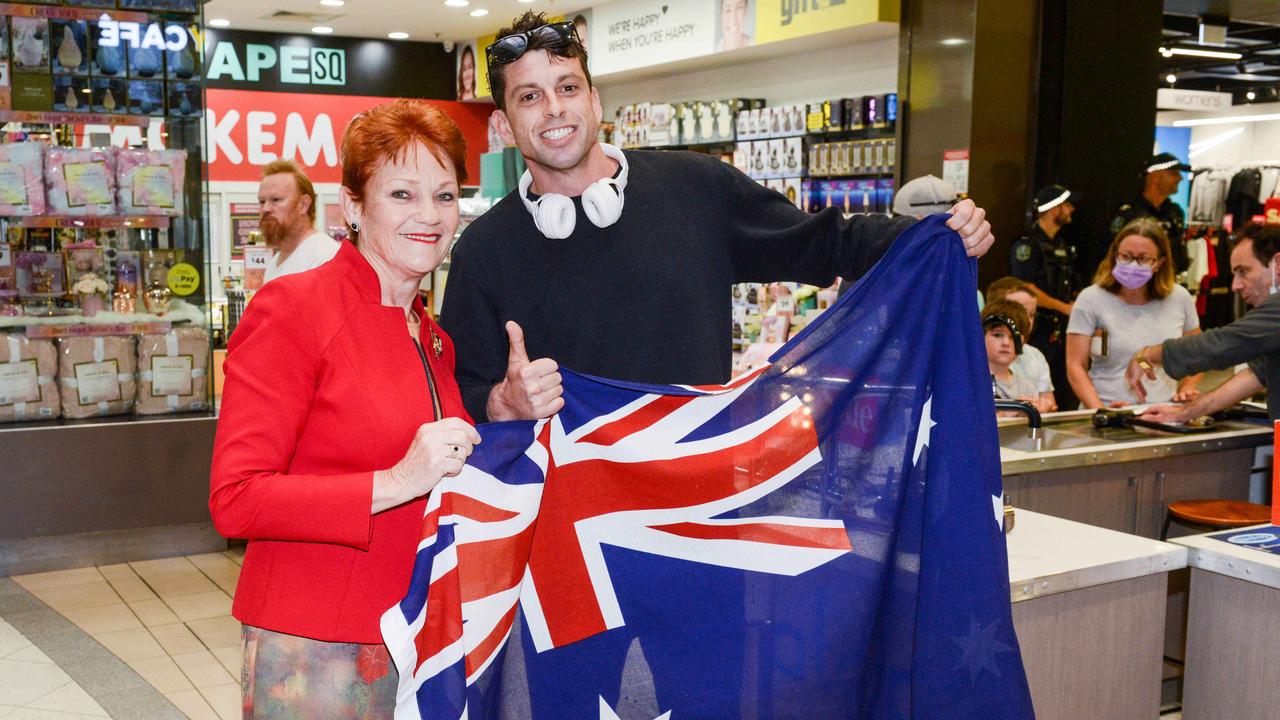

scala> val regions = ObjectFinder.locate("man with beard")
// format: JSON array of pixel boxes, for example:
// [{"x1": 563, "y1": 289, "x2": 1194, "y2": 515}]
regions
[
  {"x1": 258, "y1": 159, "x2": 338, "y2": 284},
  {"x1": 1130, "y1": 222, "x2": 1280, "y2": 422},
  {"x1": 1110, "y1": 152, "x2": 1190, "y2": 273},
  {"x1": 1010, "y1": 184, "x2": 1081, "y2": 407}
]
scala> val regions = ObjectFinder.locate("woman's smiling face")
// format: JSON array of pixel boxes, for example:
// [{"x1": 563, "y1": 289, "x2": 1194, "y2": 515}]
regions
[{"x1": 349, "y1": 141, "x2": 460, "y2": 280}]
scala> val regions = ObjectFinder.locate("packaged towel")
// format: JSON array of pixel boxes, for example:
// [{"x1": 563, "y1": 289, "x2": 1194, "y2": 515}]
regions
[
  {"x1": 116, "y1": 149, "x2": 187, "y2": 217},
  {"x1": 45, "y1": 147, "x2": 117, "y2": 216},
  {"x1": 58, "y1": 335, "x2": 136, "y2": 419},
  {"x1": 135, "y1": 327, "x2": 209, "y2": 414},
  {"x1": 0, "y1": 142, "x2": 47, "y2": 216},
  {"x1": 0, "y1": 334, "x2": 60, "y2": 422}
]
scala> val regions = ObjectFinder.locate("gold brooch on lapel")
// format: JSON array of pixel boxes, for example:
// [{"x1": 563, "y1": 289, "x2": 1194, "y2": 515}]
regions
[{"x1": 431, "y1": 330, "x2": 443, "y2": 359}]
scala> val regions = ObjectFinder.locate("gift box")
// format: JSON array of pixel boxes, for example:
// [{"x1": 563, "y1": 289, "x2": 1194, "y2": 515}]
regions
[
  {"x1": 89, "y1": 22, "x2": 126, "y2": 78},
  {"x1": 165, "y1": 23, "x2": 199, "y2": 80},
  {"x1": 51, "y1": 20, "x2": 88, "y2": 75},
  {"x1": 57, "y1": 335, "x2": 136, "y2": 419},
  {"x1": 91, "y1": 78, "x2": 127, "y2": 114},
  {"x1": 167, "y1": 81, "x2": 200, "y2": 118},
  {"x1": 53, "y1": 75, "x2": 90, "y2": 112},
  {"x1": 0, "y1": 142, "x2": 47, "y2": 216},
  {"x1": 0, "y1": 334, "x2": 60, "y2": 422},
  {"x1": 135, "y1": 327, "x2": 209, "y2": 414},
  {"x1": 127, "y1": 79, "x2": 164, "y2": 116},
  {"x1": 15, "y1": 251, "x2": 65, "y2": 297},
  {"x1": 45, "y1": 147, "x2": 117, "y2": 216},
  {"x1": 11, "y1": 18, "x2": 49, "y2": 72},
  {"x1": 116, "y1": 149, "x2": 187, "y2": 216}
]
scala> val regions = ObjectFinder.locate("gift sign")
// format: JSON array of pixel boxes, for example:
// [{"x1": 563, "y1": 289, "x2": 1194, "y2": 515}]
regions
[
  {"x1": 0, "y1": 359, "x2": 39, "y2": 405},
  {"x1": 0, "y1": 162, "x2": 28, "y2": 205},
  {"x1": 73, "y1": 359, "x2": 121, "y2": 404},
  {"x1": 243, "y1": 245, "x2": 271, "y2": 291},
  {"x1": 63, "y1": 162, "x2": 111, "y2": 206},
  {"x1": 131, "y1": 165, "x2": 175, "y2": 207},
  {"x1": 150, "y1": 354, "x2": 192, "y2": 396}
]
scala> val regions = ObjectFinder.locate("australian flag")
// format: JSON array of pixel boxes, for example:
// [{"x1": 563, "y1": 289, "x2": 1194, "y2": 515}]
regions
[{"x1": 381, "y1": 215, "x2": 1036, "y2": 719}]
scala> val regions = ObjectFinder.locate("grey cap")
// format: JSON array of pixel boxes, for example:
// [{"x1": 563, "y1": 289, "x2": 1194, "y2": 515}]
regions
[{"x1": 892, "y1": 175, "x2": 959, "y2": 218}]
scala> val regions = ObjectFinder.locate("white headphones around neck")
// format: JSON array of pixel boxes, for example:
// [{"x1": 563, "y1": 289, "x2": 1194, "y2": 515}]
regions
[{"x1": 519, "y1": 143, "x2": 629, "y2": 240}]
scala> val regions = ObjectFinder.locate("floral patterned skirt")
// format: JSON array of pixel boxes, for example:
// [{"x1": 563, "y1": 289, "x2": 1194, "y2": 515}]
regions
[{"x1": 241, "y1": 625, "x2": 399, "y2": 719}]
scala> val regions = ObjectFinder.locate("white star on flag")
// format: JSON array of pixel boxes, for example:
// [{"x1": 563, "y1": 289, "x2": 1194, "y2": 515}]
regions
[
  {"x1": 599, "y1": 697, "x2": 671, "y2": 720},
  {"x1": 913, "y1": 395, "x2": 936, "y2": 465}
]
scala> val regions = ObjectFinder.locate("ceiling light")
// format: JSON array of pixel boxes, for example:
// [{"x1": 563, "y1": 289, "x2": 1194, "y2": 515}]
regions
[
  {"x1": 388, "y1": 31, "x2": 409, "y2": 40},
  {"x1": 1173, "y1": 113, "x2": 1280, "y2": 127},
  {"x1": 518, "y1": 0, "x2": 535, "y2": 3},
  {"x1": 1247, "y1": 90, "x2": 1257, "y2": 100},
  {"x1": 208, "y1": 18, "x2": 231, "y2": 27},
  {"x1": 312, "y1": 26, "x2": 334, "y2": 34},
  {"x1": 319, "y1": 0, "x2": 344, "y2": 5},
  {"x1": 1166, "y1": 47, "x2": 1243, "y2": 60},
  {"x1": 444, "y1": 0, "x2": 469, "y2": 6},
  {"x1": 1159, "y1": 47, "x2": 1172, "y2": 57},
  {"x1": 1166, "y1": 74, "x2": 1177, "y2": 84},
  {"x1": 940, "y1": 38, "x2": 966, "y2": 46},
  {"x1": 470, "y1": 8, "x2": 488, "y2": 16}
]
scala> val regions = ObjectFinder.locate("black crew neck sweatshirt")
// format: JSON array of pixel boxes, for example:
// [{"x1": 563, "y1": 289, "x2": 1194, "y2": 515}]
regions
[{"x1": 440, "y1": 149, "x2": 915, "y2": 422}]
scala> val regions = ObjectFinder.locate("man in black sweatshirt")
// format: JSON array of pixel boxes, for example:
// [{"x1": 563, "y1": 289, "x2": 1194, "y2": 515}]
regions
[{"x1": 440, "y1": 11, "x2": 996, "y2": 423}]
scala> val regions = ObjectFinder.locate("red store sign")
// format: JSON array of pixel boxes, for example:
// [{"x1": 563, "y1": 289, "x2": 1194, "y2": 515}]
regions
[{"x1": 205, "y1": 88, "x2": 493, "y2": 184}]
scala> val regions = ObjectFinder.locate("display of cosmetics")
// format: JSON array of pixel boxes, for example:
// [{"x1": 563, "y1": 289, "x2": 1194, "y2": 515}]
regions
[
  {"x1": 615, "y1": 98, "x2": 765, "y2": 148},
  {"x1": 734, "y1": 137, "x2": 897, "y2": 180}
]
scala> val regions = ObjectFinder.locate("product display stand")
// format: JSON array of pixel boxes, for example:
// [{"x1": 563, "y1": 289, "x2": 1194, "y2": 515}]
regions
[{"x1": 0, "y1": 1, "x2": 217, "y2": 575}]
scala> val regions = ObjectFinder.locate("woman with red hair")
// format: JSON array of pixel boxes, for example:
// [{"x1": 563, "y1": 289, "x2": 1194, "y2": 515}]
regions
[{"x1": 211, "y1": 99, "x2": 483, "y2": 717}]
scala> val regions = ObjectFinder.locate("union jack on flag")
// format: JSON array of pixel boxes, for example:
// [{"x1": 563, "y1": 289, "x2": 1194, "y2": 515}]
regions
[{"x1": 382, "y1": 216, "x2": 1035, "y2": 719}]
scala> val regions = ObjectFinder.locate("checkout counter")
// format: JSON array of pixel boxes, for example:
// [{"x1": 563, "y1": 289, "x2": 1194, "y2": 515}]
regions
[
  {"x1": 1006, "y1": 510, "x2": 1185, "y2": 720},
  {"x1": 997, "y1": 404, "x2": 1273, "y2": 714},
  {"x1": 1169, "y1": 526, "x2": 1280, "y2": 718},
  {"x1": 998, "y1": 406, "x2": 1272, "y2": 539}
]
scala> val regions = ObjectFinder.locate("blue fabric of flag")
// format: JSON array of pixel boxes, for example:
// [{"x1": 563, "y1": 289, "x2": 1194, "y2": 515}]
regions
[{"x1": 382, "y1": 214, "x2": 1036, "y2": 720}]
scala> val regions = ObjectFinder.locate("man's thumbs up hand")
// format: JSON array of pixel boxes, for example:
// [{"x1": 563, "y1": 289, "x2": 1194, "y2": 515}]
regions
[{"x1": 486, "y1": 321, "x2": 564, "y2": 421}]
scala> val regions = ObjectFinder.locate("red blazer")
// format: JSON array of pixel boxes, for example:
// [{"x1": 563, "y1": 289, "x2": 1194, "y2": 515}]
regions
[{"x1": 210, "y1": 241, "x2": 471, "y2": 644}]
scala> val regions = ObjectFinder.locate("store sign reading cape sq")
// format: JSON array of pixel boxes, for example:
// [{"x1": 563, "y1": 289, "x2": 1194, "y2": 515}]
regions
[{"x1": 206, "y1": 42, "x2": 346, "y2": 87}]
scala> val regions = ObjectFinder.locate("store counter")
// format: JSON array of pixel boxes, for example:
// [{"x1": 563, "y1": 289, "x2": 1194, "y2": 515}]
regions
[
  {"x1": 1007, "y1": 510, "x2": 1185, "y2": 720},
  {"x1": 0, "y1": 297, "x2": 224, "y2": 576},
  {"x1": 1170, "y1": 526, "x2": 1280, "y2": 718},
  {"x1": 999, "y1": 409, "x2": 1271, "y2": 537}
]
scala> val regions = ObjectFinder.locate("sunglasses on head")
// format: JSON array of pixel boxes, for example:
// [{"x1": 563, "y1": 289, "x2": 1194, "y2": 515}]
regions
[{"x1": 486, "y1": 22, "x2": 580, "y2": 68}]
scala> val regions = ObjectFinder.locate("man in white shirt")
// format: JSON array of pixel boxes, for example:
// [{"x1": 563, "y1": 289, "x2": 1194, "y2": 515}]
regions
[{"x1": 258, "y1": 159, "x2": 339, "y2": 283}]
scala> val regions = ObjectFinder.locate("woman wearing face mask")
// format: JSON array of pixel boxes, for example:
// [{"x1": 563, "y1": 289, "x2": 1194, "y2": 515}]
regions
[{"x1": 1065, "y1": 218, "x2": 1202, "y2": 408}]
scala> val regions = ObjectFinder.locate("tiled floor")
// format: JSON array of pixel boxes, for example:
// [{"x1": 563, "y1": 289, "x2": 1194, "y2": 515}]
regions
[
  {"x1": 0, "y1": 616, "x2": 111, "y2": 719},
  {"x1": 2, "y1": 548, "x2": 244, "y2": 720}
]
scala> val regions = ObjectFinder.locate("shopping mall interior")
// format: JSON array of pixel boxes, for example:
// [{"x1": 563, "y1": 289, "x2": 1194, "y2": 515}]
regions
[{"x1": 3, "y1": 0, "x2": 1280, "y2": 718}]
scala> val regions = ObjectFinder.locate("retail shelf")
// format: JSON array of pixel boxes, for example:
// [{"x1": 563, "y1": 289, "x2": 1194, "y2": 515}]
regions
[
  {"x1": 0, "y1": 3, "x2": 150, "y2": 21},
  {"x1": 0, "y1": 299, "x2": 206, "y2": 333},
  {"x1": 625, "y1": 127, "x2": 898, "y2": 153},
  {"x1": 13, "y1": 215, "x2": 170, "y2": 228},
  {"x1": 0, "y1": 110, "x2": 152, "y2": 127}
]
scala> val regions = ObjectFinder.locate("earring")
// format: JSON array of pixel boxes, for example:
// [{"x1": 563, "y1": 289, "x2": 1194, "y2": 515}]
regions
[{"x1": 349, "y1": 222, "x2": 359, "y2": 232}]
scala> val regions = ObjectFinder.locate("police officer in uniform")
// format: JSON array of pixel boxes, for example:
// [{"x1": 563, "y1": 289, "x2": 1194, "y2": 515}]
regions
[
  {"x1": 1010, "y1": 184, "x2": 1081, "y2": 409},
  {"x1": 1109, "y1": 152, "x2": 1189, "y2": 273}
]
